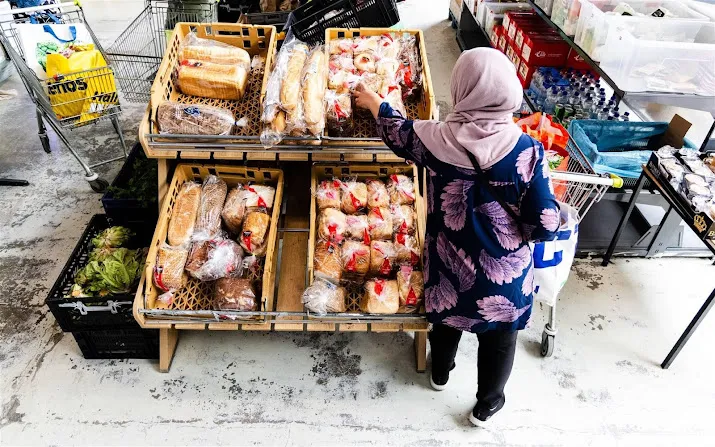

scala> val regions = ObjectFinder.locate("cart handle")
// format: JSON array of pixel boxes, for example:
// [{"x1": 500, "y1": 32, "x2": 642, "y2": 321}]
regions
[
  {"x1": 550, "y1": 171, "x2": 623, "y2": 188},
  {"x1": 6, "y1": 1, "x2": 80, "y2": 16}
]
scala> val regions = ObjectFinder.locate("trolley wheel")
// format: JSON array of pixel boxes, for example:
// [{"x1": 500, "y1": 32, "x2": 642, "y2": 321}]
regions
[
  {"x1": 540, "y1": 331, "x2": 555, "y2": 358},
  {"x1": 40, "y1": 136, "x2": 51, "y2": 153},
  {"x1": 89, "y1": 178, "x2": 109, "y2": 193}
]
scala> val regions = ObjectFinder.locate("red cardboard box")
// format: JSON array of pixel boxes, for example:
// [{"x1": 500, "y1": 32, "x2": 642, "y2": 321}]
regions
[
  {"x1": 490, "y1": 25, "x2": 502, "y2": 48},
  {"x1": 514, "y1": 25, "x2": 555, "y2": 51},
  {"x1": 505, "y1": 41, "x2": 515, "y2": 61},
  {"x1": 498, "y1": 32, "x2": 508, "y2": 52},
  {"x1": 521, "y1": 34, "x2": 569, "y2": 67},
  {"x1": 566, "y1": 48, "x2": 591, "y2": 70},
  {"x1": 517, "y1": 57, "x2": 537, "y2": 88},
  {"x1": 503, "y1": 11, "x2": 536, "y2": 39},
  {"x1": 510, "y1": 42, "x2": 522, "y2": 66}
]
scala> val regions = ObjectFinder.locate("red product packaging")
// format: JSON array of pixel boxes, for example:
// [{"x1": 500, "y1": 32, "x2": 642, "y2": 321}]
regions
[
  {"x1": 521, "y1": 34, "x2": 568, "y2": 67},
  {"x1": 498, "y1": 32, "x2": 508, "y2": 52},
  {"x1": 566, "y1": 48, "x2": 591, "y2": 70},
  {"x1": 517, "y1": 57, "x2": 537, "y2": 88},
  {"x1": 490, "y1": 25, "x2": 502, "y2": 48},
  {"x1": 510, "y1": 42, "x2": 522, "y2": 67},
  {"x1": 503, "y1": 11, "x2": 536, "y2": 40},
  {"x1": 513, "y1": 25, "x2": 554, "y2": 51},
  {"x1": 505, "y1": 42, "x2": 515, "y2": 62}
]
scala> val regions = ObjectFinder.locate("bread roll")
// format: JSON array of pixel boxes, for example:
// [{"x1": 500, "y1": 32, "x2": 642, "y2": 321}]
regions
[
  {"x1": 345, "y1": 214, "x2": 369, "y2": 243},
  {"x1": 244, "y1": 184, "x2": 275, "y2": 209},
  {"x1": 394, "y1": 233, "x2": 420, "y2": 266},
  {"x1": 391, "y1": 204, "x2": 416, "y2": 235},
  {"x1": 168, "y1": 182, "x2": 201, "y2": 247},
  {"x1": 376, "y1": 59, "x2": 399, "y2": 77},
  {"x1": 329, "y1": 38, "x2": 353, "y2": 56},
  {"x1": 222, "y1": 186, "x2": 248, "y2": 234},
  {"x1": 153, "y1": 244, "x2": 188, "y2": 292},
  {"x1": 157, "y1": 102, "x2": 235, "y2": 136},
  {"x1": 361, "y1": 279, "x2": 399, "y2": 314},
  {"x1": 214, "y1": 277, "x2": 257, "y2": 312},
  {"x1": 340, "y1": 181, "x2": 367, "y2": 214},
  {"x1": 341, "y1": 240, "x2": 370, "y2": 282},
  {"x1": 368, "y1": 207, "x2": 393, "y2": 241},
  {"x1": 280, "y1": 43, "x2": 310, "y2": 111},
  {"x1": 179, "y1": 38, "x2": 251, "y2": 67},
  {"x1": 397, "y1": 267, "x2": 424, "y2": 312},
  {"x1": 377, "y1": 35, "x2": 401, "y2": 60},
  {"x1": 369, "y1": 241, "x2": 396, "y2": 276},
  {"x1": 316, "y1": 180, "x2": 341, "y2": 210},
  {"x1": 354, "y1": 52, "x2": 376, "y2": 73},
  {"x1": 194, "y1": 175, "x2": 228, "y2": 240},
  {"x1": 325, "y1": 90, "x2": 353, "y2": 136},
  {"x1": 359, "y1": 73, "x2": 386, "y2": 95},
  {"x1": 302, "y1": 48, "x2": 327, "y2": 135},
  {"x1": 241, "y1": 211, "x2": 271, "y2": 256},
  {"x1": 329, "y1": 54, "x2": 355, "y2": 72},
  {"x1": 353, "y1": 36, "x2": 380, "y2": 53},
  {"x1": 178, "y1": 60, "x2": 249, "y2": 101},
  {"x1": 387, "y1": 174, "x2": 416, "y2": 205},
  {"x1": 366, "y1": 179, "x2": 389, "y2": 208},
  {"x1": 318, "y1": 208, "x2": 348, "y2": 242},
  {"x1": 314, "y1": 240, "x2": 342, "y2": 282}
]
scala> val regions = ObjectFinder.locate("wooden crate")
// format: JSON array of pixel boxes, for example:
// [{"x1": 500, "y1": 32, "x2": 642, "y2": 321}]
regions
[
  {"x1": 139, "y1": 163, "x2": 284, "y2": 326},
  {"x1": 307, "y1": 163, "x2": 428, "y2": 327},
  {"x1": 144, "y1": 22, "x2": 277, "y2": 159}
]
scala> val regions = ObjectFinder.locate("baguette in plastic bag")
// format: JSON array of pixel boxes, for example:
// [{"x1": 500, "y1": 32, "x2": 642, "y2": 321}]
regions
[
  {"x1": 167, "y1": 181, "x2": 201, "y2": 247},
  {"x1": 193, "y1": 175, "x2": 228, "y2": 241},
  {"x1": 302, "y1": 46, "x2": 327, "y2": 136}
]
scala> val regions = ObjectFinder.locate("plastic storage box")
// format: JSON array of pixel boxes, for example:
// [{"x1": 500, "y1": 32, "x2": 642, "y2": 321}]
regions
[
  {"x1": 574, "y1": 0, "x2": 708, "y2": 62},
  {"x1": 599, "y1": 21, "x2": 715, "y2": 95},
  {"x1": 549, "y1": 0, "x2": 582, "y2": 36},
  {"x1": 477, "y1": 2, "x2": 531, "y2": 27}
]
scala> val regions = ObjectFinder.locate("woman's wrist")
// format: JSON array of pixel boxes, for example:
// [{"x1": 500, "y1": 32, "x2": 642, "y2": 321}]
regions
[{"x1": 370, "y1": 99, "x2": 383, "y2": 119}]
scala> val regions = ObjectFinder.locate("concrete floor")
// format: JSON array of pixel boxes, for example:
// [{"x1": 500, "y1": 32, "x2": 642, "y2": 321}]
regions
[{"x1": 1, "y1": 0, "x2": 715, "y2": 445}]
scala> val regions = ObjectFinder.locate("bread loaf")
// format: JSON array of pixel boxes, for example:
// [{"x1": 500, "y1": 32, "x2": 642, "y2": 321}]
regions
[
  {"x1": 240, "y1": 211, "x2": 271, "y2": 256},
  {"x1": 397, "y1": 267, "x2": 424, "y2": 312},
  {"x1": 345, "y1": 214, "x2": 369, "y2": 243},
  {"x1": 369, "y1": 240, "x2": 396, "y2": 276},
  {"x1": 194, "y1": 175, "x2": 228, "y2": 240},
  {"x1": 366, "y1": 179, "x2": 389, "y2": 208},
  {"x1": 329, "y1": 38, "x2": 353, "y2": 56},
  {"x1": 302, "y1": 279, "x2": 346, "y2": 314},
  {"x1": 244, "y1": 184, "x2": 276, "y2": 209},
  {"x1": 314, "y1": 240, "x2": 342, "y2": 282},
  {"x1": 317, "y1": 208, "x2": 347, "y2": 243},
  {"x1": 325, "y1": 90, "x2": 353, "y2": 136},
  {"x1": 280, "y1": 43, "x2": 310, "y2": 111},
  {"x1": 361, "y1": 279, "x2": 399, "y2": 314},
  {"x1": 214, "y1": 277, "x2": 257, "y2": 312},
  {"x1": 221, "y1": 186, "x2": 248, "y2": 234},
  {"x1": 341, "y1": 240, "x2": 370, "y2": 282},
  {"x1": 154, "y1": 244, "x2": 188, "y2": 292},
  {"x1": 340, "y1": 181, "x2": 367, "y2": 214},
  {"x1": 387, "y1": 174, "x2": 416, "y2": 205},
  {"x1": 157, "y1": 102, "x2": 235, "y2": 136},
  {"x1": 179, "y1": 35, "x2": 251, "y2": 67},
  {"x1": 178, "y1": 60, "x2": 248, "y2": 100},
  {"x1": 394, "y1": 233, "x2": 420, "y2": 266},
  {"x1": 368, "y1": 207, "x2": 393, "y2": 241},
  {"x1": 316, "y1": 179, "x2": 342, "y2": 210},
  {"x1": 302, "y1": 48, "x2": 327, "y2": 136},
  {"x1": 391, "y1": 204, "x2": 416, "y2": 235},
  {"x1": 186, "y1": 238, "x2": 243, "y2": 282},
  {"x1": 168, "y1": 182, "x2": 201, "y2": 246}
]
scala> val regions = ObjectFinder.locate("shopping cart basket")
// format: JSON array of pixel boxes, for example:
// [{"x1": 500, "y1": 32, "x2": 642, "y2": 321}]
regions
[
  {"x1": 0, "y1": 1, "x2": 128, "y2": 192},
  {"x1": 106, "y1": 0, "x2": 217, "y2": 103}
]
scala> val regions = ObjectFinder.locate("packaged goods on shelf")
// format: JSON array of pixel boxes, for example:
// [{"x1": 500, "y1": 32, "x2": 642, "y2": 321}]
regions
[
  {"x1": 194, "y1": 175, "x2": 228, "y2": 240},
  {"x1": 477, "y1": 2, "x2": 532, "y2": 36},
  {"x1": 314, "y1": 239, "x2": 343, "y2": 282},
  {"x1": 157, "y1": 102, "x2": 238, "y2": 136},
  {"x1": 361, "y1": 279, "x2": 400, "y2": 314},
  {"x1": 549, "y1": 0, "x2": 581, "y2": 36},
  {"x1": 397, "y1": 266, "x2": 424, "y2": 313},
  {"x1": 302, "y1": 278, "x2": 347, "y2": 315}
]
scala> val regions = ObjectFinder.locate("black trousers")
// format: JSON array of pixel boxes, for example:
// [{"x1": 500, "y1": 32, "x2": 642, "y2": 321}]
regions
[{"x1": 429, "y1": 323, "x2": 518, "y2": 409}]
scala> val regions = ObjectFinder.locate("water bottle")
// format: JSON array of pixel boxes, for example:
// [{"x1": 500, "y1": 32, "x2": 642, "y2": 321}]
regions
[
  {"x1": 597, "y1": 108, "x2": 609, "y2": 120},
  {"x1": 569, "y1": 92, "x2": 581, "y2": 106},
  {"x1": 622, "y1": 112, "x2": 630, "y2": 122},
  {"x1": 611, "y1": 111, "x2": 620, "y2": 121},
  {"x1": 583, "y1": 94, "x2": 594, "y2": 113},
  {"x1": 544, "y1": 88, "x2": 559, "y2": 114}
]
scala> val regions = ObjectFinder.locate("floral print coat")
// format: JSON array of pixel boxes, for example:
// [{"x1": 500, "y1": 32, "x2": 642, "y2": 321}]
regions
[{"x1": 376, "y1": 103, "x2": 560, "y2": 333}]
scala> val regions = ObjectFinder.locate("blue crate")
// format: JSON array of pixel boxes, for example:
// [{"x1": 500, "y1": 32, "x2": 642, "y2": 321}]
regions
[{"x1": 568, "y1": 120, "x2": 697, "y2": 179}]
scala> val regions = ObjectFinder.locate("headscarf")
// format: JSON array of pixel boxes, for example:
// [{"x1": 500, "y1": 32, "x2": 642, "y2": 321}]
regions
[{"x1": 413, "y1": 48, "x2": 524, "y2": 170}]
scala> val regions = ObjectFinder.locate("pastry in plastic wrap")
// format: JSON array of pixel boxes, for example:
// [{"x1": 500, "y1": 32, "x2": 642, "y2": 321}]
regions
[
  {"x1": 222, "y1": 185, "x2": 248, "y2": 234},
  {"x1": 302, "y1": 278, "x2": 346, "y2": 315},
  {"x1": 240, "y1": 210, "x2": 271, "y2": 256},
  {"x1": 329, "y1": 53, "x2": 355, "y2": 73},
  {"x1": 316, "y1": 179, "x2": 342, "y2": 210},
  {"x1": 369, "y1": 240, "x2": 396, "y2": 276},
  {"x1": 377, "y1": 34, "x2": 401, "y2": 60},
  {"x1": 185, "y1": 238, "x2": 244, "y2": 282},
  {"x1": 153, "y1": 244, "x2": 188, "y2": 292},
  {"x1": 167, "y1": 181, "x2": 201, "y2": 247},
  {"x1": 341, "y1": 240, "x2": 370, "y2": 282},
  {"x1": 329, "y1": 38, "x2": 353, "y2": 56},
  {"x1": 325, "y1": 90, "x2": 353, "y2": 137},
  {"x1": 302, "y1": 47, "x2": 327, "y2": 136},
  {"x1": 353, "y1": 36, "x2": 380, "y2": 54},
  {"x1": 244, "y1": 184, "x2": 276, "y2": 209},
  {"x1": 368, "y1": 207, "x2": 393, "y2": 241},
  {"x1": 391, "y1": 204, "x2": 416, "y2": 235},
  {"x1": 397, "y1": 266, "x2": 424, "y2": 313},
  {"x1": 314, "y1": 240, "x2": 342, "y2": 283},
  {"x1": 214, "y1": 277, "x2": 257, "y2": 312},
  {"x1": 177, "y1": 59, "x2": 249, "y2": 101},
  {"x1": 280, "y1": 43, "x2": 310, "y2": 111},
  {"x1": 387, "y1": 174, "x2": 416, "y2": 205},
  {"x1": 157, "y1": 102, "x2": 235, "y2": 136},
  {"x1": 194, "y1": 175, "x2": 228, "y2": 240},
  {"x1": 376, "y1": 58, "x2": 400, "y2": 77},
  {"x1": 345, "y1": 214, "x2": 370, "y2": 244},
  {"x1": 361, "y1": 279, "x2": 399, "y2": 314},
  {"x1": 354, "y1": 52, "x2": 376, "y2": 73},
  {"x1": 383, "y1": 86, "x2": 407, "y2": 118},
  {"x1": 179, "y1": 32, "x2": 251, "y2": 67},
  {"x1": 317, "y1": 208, "x2": 348, "y2": 242},
  {"x1": 394, "y1": 233, "x2": 420, "y2": 266},
  {"x1": 397, "y1": 35, "x2": 423, "y2": 99},
  {"x1": 360, "y1": 73, "x2": 387, "y2": 94},
  {"x1": 366, "y1": 179, "x2": 389, "y2": 208},
  {"x1": 340, "y1": 181, "x2": 368, "y2": 214}
]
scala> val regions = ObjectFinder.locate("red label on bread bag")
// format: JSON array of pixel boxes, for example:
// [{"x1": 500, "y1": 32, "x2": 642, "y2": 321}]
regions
[
  {"x1": 374, "y1": 279, "x2": 384, "y2": 295},
  {"x1": 380, "y1": 258, "x2": 391, "y2": 276},
  {"x1": 247, "y1": 186, "x2": 267, "y2": 208},
  {"x1": 406, "y1": 287, "x2": 418, "y2": 305},
  {"x1": 350, "y1": 192, "x2": 362, "y2": 211},
  {"x1": 153, "y1": 265, "x2": 168, "y2": 292},
  {"x1": 373, "y1": 207, "x2": 383, "y2": 221},
  {"x1": 396, "y1": 233, "x2": 405, "y2": 245},
  {"x1": 410, "y1": 251, "x2": 420, "y2": 266},
  {"x1": 363, "y1": 228, "x2": 370, "y2": 245},
  {"x1": 242, "y1": 232, "x2": 252, "y2": 252}
]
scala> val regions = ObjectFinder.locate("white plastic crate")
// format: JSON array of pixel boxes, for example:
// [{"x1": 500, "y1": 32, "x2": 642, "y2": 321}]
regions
[
  {"x1": 477, "y1": 2, "x2": 531, "y2": 31},
  {"x1": 599, "y1": 21, "x2": 715, "y2": 95},
  {"x1": 574, "y1": 0, "x2": 708, "y2": 62}
]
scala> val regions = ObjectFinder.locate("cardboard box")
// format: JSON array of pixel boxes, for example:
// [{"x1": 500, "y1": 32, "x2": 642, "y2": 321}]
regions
[
  {"x1": 566, "y1": 48, "x2": 591, "y2": 70},
  {"x1": 521, "y1": 34, "x2": 569, "y2": 67},
  {"x1": 510, "y1": 43, "x2": 522, "y2": 66},
  {"x1": 517, "y1": 57, "x2": 537, "y2": 88},
  {"x1": 514, "y1": 24, "x2": 555, "y2": 51},
  {"x1": 503, "y1": 10, "x2": 536, "y2": 38},
  {"x1": 498, "y1": 32, "x2": 508, "y2": 52},
  {"x1": 490, "y1": 25, "x2": 502, "y2": 48},
  {"x1": 504, "y1": 12, "x2": 538, "y2": 42}
]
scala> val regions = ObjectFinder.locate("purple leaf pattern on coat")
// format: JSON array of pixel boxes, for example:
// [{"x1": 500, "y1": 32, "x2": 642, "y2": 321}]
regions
[
  {"x1": 423, "y1": 234, "x2": 433, "y2": 284},
  {"x1": 477, "y1": 295, "x2": 532, "y2": 323},
  {"x1": 478, "y1": 246, "x2": 531, "y2": 285},
  {"x1": 540, "y1": 207, "x2": 560, "y2": 232},
  {"x1": 522, "y1": 264, "x2": 535, "y2": 296},
  {"x1": 443, "y1": 316, "x2": 484, "y2": 332},
  {"x1": 441, "y1": 180, "x2": 473, "y2": 231},
  {"x1": 436, "y1": 232, "x2": 476, "y2": 292},
  {"x1": 425, "y1": 272, "x2": 458, "y2": 313},
  {"x1": 541, "y1": 156, "x2": 550, "y2": 179},
  {"x1": 516, "y1": 145, "x2": 538, "y2": 183},
  {"x1": 476, "y1": 201, "x2": 522, "y2": 250}
]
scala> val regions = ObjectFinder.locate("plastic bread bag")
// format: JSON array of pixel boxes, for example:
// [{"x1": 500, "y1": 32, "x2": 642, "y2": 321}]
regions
[
  {"x1": 185, "y1": 237, "x2": 244, "y2": 282},
  {"x1": 368, "y1": 207, "x2": 393, "y2": 241},
  {"x1": 302, "y1": 46, "x2": 328, "y2": 137},
  {"x1": 387, "y1": 174, "x2": 416, "y2": 205},
  {"x1": 244, "y1": 184, "x2": 276, "y2": 209},
  {"x1": 325, "y1": 90, "x2": 354, "y2": 137},
  {"x1": 396, "y1": 266, "x2": 424, "y2": 313},
  {"x1": 341, "y1": 240, "x2": 370, "y2": 282},
  {"x1": 369, "y1": 240, "x2": 397, "y2": 276},
  {"x1": 352, "y1": 35, "x2": 381, "y2": 54},
  {"x1": 153, "y1": 243, "x2": 188, "y2": 292},
  {"x1": 345, "y1": 214, "x2": 370, "y2": 244},
  {"x1": 382, "y1": 85, "x2": 407, "y2": 118},
  {"x1": 376, "y1": 33, "x2": 402, "y2": 60},
  {"x1": 167, "y1": 181, "x2": 202, "y2": 247},
  {"x1": 157, "y1": 102, "x2": 237, "y2": 136},
  {"x1": 397, "y1": 34, "x2": 423, "y2": 99},
  {"x1": 177, "y1": 59, "x2": 249, "y2": 101},
  {"x1": 366, "y1": 178, "x2": 389, "y2": 208},
  {"x1": 280, "y1": 41, "x2": 310, "y2": 112},
  {"x1": 340, "y1": 180, "x2": 368, "y2": 214},
  {"x1": 314, "y1": 239, "x2": 342, "y2": 283},
  {"x1": 353, "y1": 52, "x2": 377, "y2": 73},
  {"x1": 240, "y1": 209, "x2": 271, "y2": 256},
  {"x1": 329, "y1": 38, "x2": 353, "y2": 56},
  {"x1": 394, "y1": 233, "x2": 420, "y2": 266},
  {"x1": 361, "y1": 278, "x2": 399, "y2": 314},
  {"x1": 317, "y1": 208, "x2": 348, "y2": 243},
  {"x1": 179, "y1": 32, "x2": 251, "y2": 67},
  {"x1": 214, "y1": 277, "x2": 257, "y2": 312},
  {"x1": 329, "y1": 53, "x2": 355, "y2": 73},
  {"x1": 391, "y1": 204, "x2": 416, "y2": 235},
  {"x1": 302, "y1": 277, "x2": 347, "y2": 315},
  {"x1": 286, "y1": 91, "x2": 308, "y2": 137},
  {"x1": 193, "y1": 175, "x2": 228, "y2": 242},
  {"x1": 221, "y1": 185, "x2": 249, "y2": 235},
  {"x1": 315, "y1": 178, "x2": 342, "y2": 210}
]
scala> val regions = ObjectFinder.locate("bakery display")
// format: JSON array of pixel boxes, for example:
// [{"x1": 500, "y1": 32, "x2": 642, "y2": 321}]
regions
[
  {"x1": 157, "y1": 102, "x2": 236, "y2": 136},
  {"x1": 397, "y1": 266, "x2": 424, "y2": 313},
  {"x1": 194, "y1": 175, "x2": 228, "y2": 240},
  {"x1": 361, "y1": 279, "x2": 399, "y2": 314},
  {"x1": 167, "y1": 182, "x2": 201, "y2": 247},
  {"x1": 314, "y1": 240, "x2": 342, "y2": 282}
]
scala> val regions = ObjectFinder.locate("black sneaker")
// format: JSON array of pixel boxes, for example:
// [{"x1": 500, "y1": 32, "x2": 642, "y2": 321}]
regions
[
  {"x1": 469, "y1": 397, "x2": 505, "y2": 427},
  {"x1": 429, "y1": 362, "x2": 456, "y2": 391}
]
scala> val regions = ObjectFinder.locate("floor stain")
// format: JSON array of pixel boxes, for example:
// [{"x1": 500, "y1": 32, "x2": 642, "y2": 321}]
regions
[
  {"x1": 571, "y1": 261, "x2": 604, "y2": 290},
  {"x1": 615, "y1": 359, "x2": 649, "y2": 375},
  {"x1": 588, "y1": 314, "x2": 607, "y2": 331},
  {"x1": 0, "y1": 396, "x2": 24, "y2": 428},
  {"x1": 555, "y1": 370, "x2": 577, "y2": 389},
  {"x1": 369, "y1": 381, "x2": 388, "y2": 399}
]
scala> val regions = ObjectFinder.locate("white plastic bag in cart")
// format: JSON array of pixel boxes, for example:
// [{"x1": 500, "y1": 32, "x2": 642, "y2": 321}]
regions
[
  {"x1": 13, "y1": 22, "x2": 92, "y2": 80},
  {"x1": 530, "y1": 202, "x2": 578, "y2": 307}
]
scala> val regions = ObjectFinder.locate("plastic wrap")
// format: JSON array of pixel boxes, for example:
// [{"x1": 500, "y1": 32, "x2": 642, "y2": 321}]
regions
[
  {"x1": 329, "y1": 38, "x2": 353, "y2": 56},
  {"x1": 302, "y1": 46, "x2": 327, "y2": 136},
  {"x1": 317, "y1": 208, "x2": 348, "y2": 243},
  {"x1": 387, "y1": 174, "x2": 416, "y2": 205},
  {"x1": 382, "y1": 86, "x2": 407, "y2": 118},
  {"x1": 221, "y1": 185, "x2": 249, "y2": 234},
  {"x1": 340, "y1": 181, "x2": 368, "y2": 214},
  {"x1": 368, "y1": 207, "x2": 393, "y2": 241},
  {"x1": 397, "y1": 266, "x2": 424, "y2": 313},
  {"x1": 185, "y1": 238, "x2": 244, "y2": 281},
  {"x1": 214, "y1": 277, "x2": 257, "y2": 312},
  {"x1": 394, "y1": 233, "x2": 420, "y2": 266},
  {"x1": 157, "y1": 102, "x2": 236, "y2": 136},
  {"x1": 193, "y1": 175, "x2": 228, "y2": 241},
  {"x1": 177, "y1": 59, "x2": 249, "y2": 100},
  {"x1": 354, "y1": 52, "x2": 377, "y2": 73},
  {"x1": 314, "y1": 240, "x2": 342, "y2": 283},
  {"x1": 360, "y1": 279, "x2": 399, "y2": 314},
  {"x1": 179, "y1": 32, "x2": 251, "y2": 67},
  {"x1": 397, "y1": 35, "x2": 423, "y2": 100},
  {"x1": 341, "y1": 240, "x2": 370, "y2": 282},
  {"x1": 391, "y1": 204, "x2": 416, "y2": 235},
  {"x1": 316, "y1": 179, "x2": 342, "y2": 210},
  {"x1": 240, "y1": 209, "x2": 271, "y2": 256},
  {"x1": 153, "y1": 244, "x2": 188, "y2": 292},
  {"x1": 302, "y1": 278, "x2": 347, "y2": 315},
  {"x1": 345, "y1": 214, "x2": 370, "y2": 244},
  {"x1": 167, "y1": 181, "x2": 201, "y2": 247},
  {"x1": 366, "y1": 179, "x2": 389, "y2": 208},
  {"x1": 244, "y1": 184, "x2": 276, "y2": 209},
  {"x1": 369, "y1": 240, "x2": 397, "y2": 276},
  {"x1": 329, "y1": 53, "x2": 356, "y2": 73},
  {"x1": 325, "y1": 90, "x2": 354, "y2": 137},
  {"x1": 377, "y1": 34, "x2": 401, "y2": 60},
  {"x1": 280, "y1": 42, "x2": 310, "y2": 111},
  {"x1": 352, "y1": 36, "x2": 381, "y2": 54}
]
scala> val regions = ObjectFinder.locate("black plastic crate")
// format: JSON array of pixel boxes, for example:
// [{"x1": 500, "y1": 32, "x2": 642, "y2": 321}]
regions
[
  {"x1": 241, "y1": 10, "x2": 291, "y2": 32},
  {"x1": 286, "y1": 0, "x2": 399, "y2": 45},
  {"x1": 218, "y1": 0, "x2": 254, "y2": 22},
  {"x1": 46, "y1": 215, "x2": 152, "y2": 332},
  {"x1": 73, "y1": 328, "x2": 159, "y2": 359},
  {"x1": 101, "y1": 143, "x2": 158, "y2": 225}
]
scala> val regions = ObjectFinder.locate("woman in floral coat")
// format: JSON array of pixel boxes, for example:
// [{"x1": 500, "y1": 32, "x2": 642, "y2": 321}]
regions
[{"x1": 355, "y1": 48, "x2": 559, "y2": 426}]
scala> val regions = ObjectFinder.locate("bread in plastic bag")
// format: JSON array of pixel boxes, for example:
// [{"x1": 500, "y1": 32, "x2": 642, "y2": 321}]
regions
[
  {"x1": 280, "y1": 42, "x2": 310, "y2": 111},
  {"x1": 340, "y1": 180, "x2": 368, "y2": 214},
  {"x1": 376, "y1": 58, "x2": 400, "y2": 77},
  {"x1": 345, "y1": 214, "x2": 370, "y2": 244},
  {"x1": 354, "y1": 52, "x2": 376, "y2": 73},
  {"x1": 376, "y1": 34, "x2": 401, "y2": 60},
  {"x1": 167, "y1": 181, "x2": 201, "y2": 247},
  {"x1": 352, "y1": 36, "x2": 380, "y2": 54},
  {"x1": 391, "y1": 204, "x2": 416, "y2": 235},
  {"x1": 369, "y1": 240, "x2": 396, "y2": 276},
  {"x1": 316, "y1": 179, "x2": 342, "y2": 210},
  {"x1": 325, "y1": 90, "x2": 353, "y2": 137},
  {"x1": 153, "y1": 244, "x2": 188, "y2": 292},
  {"x1": 361, "y1": 278, "x2": 399, "y2": 314},
  {"x1": 387, "y1": 174, "x2": 416, "y2": 205},
  {"x1": 260, "y1": 0, "x2": 277, "y2": 12},
  {"x1": 397, "y1": 266, "x2": 424, "y2": 313},
  {"x1": 394, "y1": 233, "x2": 420, "y2": 266},
  {"x1": 314, "y1": 240, "x2": 342, "y2": 282},
  {"x1": 302, "y1": 278, "x2": 346, "y2": 315},
  {"x1": 177, "y1": 59, "x2": 249, "y2": 100},
  {"x1": 397, "y1": 35, "x2": 423, "y2": 100},
  {"x1": 302, "y1": 46, "x2": 327, "y2": 136},
  {"x1": 185, "y1": 237, "x2": 244, "y2": 281},
  {"x1": 157, "y1": 102, "x2": 236, "y2": 136},
  {"x1": 214, "y1": 277, "x2": 257, "y2": 312},
  {"x1": 368, "y1": 207, "x2": 393, "y2": 241},
  {"x1": 341, "y1": 240, "x2": 370, "y2": 282},
  {"x1": 383, "y1": 86, "x2": 407, "y2": 118},
  {"x1": 329, "y1": 53, "x2": 355, "y2": 73},
  {"x1": 179, "y1": 32, "x2": 251, "y2": 67},
  {"x1": 366, "y1": 178, "x2": 389, "y2": 208},
  {"x1": 329, "y1": 38, "x2": 353, "y2": 56},
  {"x1": 193, "y1": 175, "x2": 228, "y2": 241},
  {"x1": 317, "y1": 208, "x2": 347, "y2": 243},
  {"x1": 222, "y1": 185, "x2": 249, "y2": 234},
  {"x1": 244, "y1": 184, "x2": 276, "y2": 209},
  {"x1": 240, "y1": 210, "x2": 271, "y2": 256}
]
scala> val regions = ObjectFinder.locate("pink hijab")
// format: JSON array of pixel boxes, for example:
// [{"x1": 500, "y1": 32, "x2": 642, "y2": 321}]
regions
[{"x1": 414, "y1": 48, "x2": 524, "y2": 170}]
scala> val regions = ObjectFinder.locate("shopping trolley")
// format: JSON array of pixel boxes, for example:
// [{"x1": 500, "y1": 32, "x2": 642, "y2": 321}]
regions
[
  {"x1": 536, "y1": 135, "x2": 623, "y2": 357},
  {"x1": 106, "y1": 0, "x2": 217, "y2": 103},
  {"x1": 0, "y1": 1, "x2": 128, "y2": 192}
]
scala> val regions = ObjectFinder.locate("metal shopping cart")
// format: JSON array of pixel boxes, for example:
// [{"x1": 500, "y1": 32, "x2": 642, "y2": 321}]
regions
[
  {"x1": 0, "y1": 1, "x2": 128, "y2": 192},
  {"x1": 106, "y1": 0, "x2": 217, "y2": 103}
]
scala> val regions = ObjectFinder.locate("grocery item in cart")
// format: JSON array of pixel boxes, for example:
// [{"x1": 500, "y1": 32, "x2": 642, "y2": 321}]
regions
[
  {"x1": 185, "y1": 238, "x2": 244, "y2": 282},
  {"x1": 302, "y1": 278, "x2": 347, "y2": 314},
  {"x1": 341, "y1": 240, "x2": 370, "y2": 282},
  {"x1": 316, "y1": 179, "x2": 342, "y2": 210},
  {"x1": 325, "y1": 90, "x2": 353, "y2": 136},
  {"x1": 222, "y1": 185, "x2": 249, "y2": 234},
  {"x1": 368, "y1": 206, "x2": 393, "y2": 240},
  {"x1": 314, "y1": 240, "x2": 342, "y2": 282},
  {"x1": 369, "y1": 240, "x2": 397, "y2": 276},
  {"x1": 340, "y1": 180, "x2": 368, "y2": 214},
  {"x1": 318, "y1": 208, "x2": 348, "y2": 243},
  {"x1": 214, "y1": 277, "x2": 257, "y2": 312},
  {"x1": 361, "y1": 278, "x2": 399, "y2": 314},
  {"x1": 179, "y1": 32, "x2": 251, "y2": 67},
  {"x1": 240, "y1": 210, "x2": 271, "y2": 256},
  {"x1": 391, "y1": 204, "x2": 416, "y2": 235},
  {"x1": 397, "y1": 266, "x2": 424, "y2": 313},
  {"x1": 345, "y1": 214, "x2": 370, "y2": 243},
  {"x1": 366, "y1": 179, "x2": 389, "y2": 208},
  {"x1": 177, "y1": 59, "x2": 249, "y2": 101},
  {"x1": 157, "y1": 102, "x2": 236, "y2": 136},
  {"x1": 167, "y1": 181, "x2": 201, "y2": 247},
  {"x1": 387, "y1": 174, "x2": 416, "y2": 205},
  {"x1": 302, "y1": 46, "x2": 328, "y2": 136},
  {"x1": 193, "y1": 175, "x2": 228, "y2": 241},
  {"x1": 153, "y1": 244, "x2": 188, "y2": 292},
  {"x1": 394, "y1": 233, "x2": 420, "y2": 266}
]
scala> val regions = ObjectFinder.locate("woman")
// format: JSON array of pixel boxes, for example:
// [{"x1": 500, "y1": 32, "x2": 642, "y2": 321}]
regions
[{"x1": 354, "y1": 48, "x2": 560, "y2": 426}]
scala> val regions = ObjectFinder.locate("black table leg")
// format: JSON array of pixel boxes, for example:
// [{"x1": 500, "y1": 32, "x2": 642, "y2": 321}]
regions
[
  {"x1": 662, "y1": 287, "x2": 715, "y2": 369},
  {"x1": 602, "y1": 171, "x2": 647, "y2": 266},
  {"x1": 0, "y1": 178, "x2": 29, "y2": 186}
]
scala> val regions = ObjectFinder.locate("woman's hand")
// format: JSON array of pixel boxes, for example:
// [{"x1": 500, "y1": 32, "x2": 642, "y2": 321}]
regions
[{"x1": 353, "y1": 83, "x2": 383, "y2": 119}]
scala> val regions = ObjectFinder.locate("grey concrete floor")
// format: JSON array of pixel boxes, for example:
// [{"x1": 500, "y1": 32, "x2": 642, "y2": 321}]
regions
[{"x1": 1, "y1": 0, "x2": 715, "y2": 445}]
